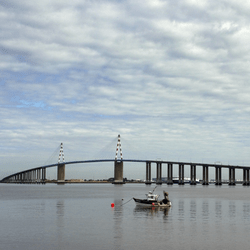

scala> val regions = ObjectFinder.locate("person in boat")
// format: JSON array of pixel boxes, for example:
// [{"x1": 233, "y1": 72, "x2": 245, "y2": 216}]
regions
[{"x1": 162, "y1": 191, "x2": 171, "y2": 206}]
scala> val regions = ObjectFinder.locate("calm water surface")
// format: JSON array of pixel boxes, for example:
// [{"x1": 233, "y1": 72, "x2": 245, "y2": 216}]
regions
[{"x1": 1, "y1": 183, "x2": 250, "y2": 250}]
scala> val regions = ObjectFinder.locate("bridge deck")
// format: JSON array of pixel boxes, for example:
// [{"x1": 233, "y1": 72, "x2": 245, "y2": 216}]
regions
[{"x1": 1, "y1": 159, "x2": 250, "y2": 183}]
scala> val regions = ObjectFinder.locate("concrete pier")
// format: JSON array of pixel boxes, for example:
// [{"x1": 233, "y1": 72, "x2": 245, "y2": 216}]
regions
[
  {"x1": 42, "y1": 168, "x2": 46, "y2": 183},
  {"x1": 156, "y1": 162, "x2": 162, "y2": 184},
  {"x1": 145, "y1": 162, "x2": 151, "y2": 184},
  {"x1": 57, "y1": 164, "x2": 65, "y2": 182},
  {"x1": 229, "y1": 167, "x2": 236, "y2": 185},
  {"x1": 202, "y1": 165, "x2": 209, "y2": 185},
  {"x1": 37, "y1": 169, "x2": 41, "y2": 182},
  {"x1": 179, "y1": 164, "x2": 185, "y2": 185},
  {"x1": 7, "y1": 168, "x2": 46, "y2": 184},
  {"x1": 215, "y1": 167, "x2": 222, "y2": 185},
  {"x1": 113, "y1": 160, "x2": 124, "y2": 184},
  {"x1": 190, "y1": 164, "x2": 197, "y2": 185},
  {"x1": 243, "y1": 169, "x2": 250, "y2": 186},
  {"x1": 167, "y1": 163, "x2": 173, "y2": 185}
]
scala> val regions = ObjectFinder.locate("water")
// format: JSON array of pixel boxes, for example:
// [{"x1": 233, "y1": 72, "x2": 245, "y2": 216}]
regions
[{"x1": 1, "y1": 183, "x2": 250, "y2": 250}]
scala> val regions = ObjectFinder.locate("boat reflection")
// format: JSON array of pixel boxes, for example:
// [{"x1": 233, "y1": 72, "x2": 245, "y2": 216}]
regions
[{"x1": 133, "y1": 206, "x2": 170, "y2": 216}]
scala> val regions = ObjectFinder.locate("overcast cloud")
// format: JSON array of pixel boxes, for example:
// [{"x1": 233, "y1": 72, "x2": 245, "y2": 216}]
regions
[{"x1": 1, "y1": 0, "x2": 250, "y2": 180}]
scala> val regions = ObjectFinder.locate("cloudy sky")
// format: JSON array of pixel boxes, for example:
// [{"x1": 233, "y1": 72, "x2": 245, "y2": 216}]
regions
[{"x1": 1, "y1": 0, "x2": 250, "y2": 180}]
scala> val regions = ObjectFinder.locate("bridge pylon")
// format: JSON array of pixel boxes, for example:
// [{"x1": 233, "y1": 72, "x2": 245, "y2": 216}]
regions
[
  {"x1": 57, "y1": 143, "x2": 65, "y2": 183},
  {"x1": 113, "y1": 135, "x2": 124, "y2": 184}
]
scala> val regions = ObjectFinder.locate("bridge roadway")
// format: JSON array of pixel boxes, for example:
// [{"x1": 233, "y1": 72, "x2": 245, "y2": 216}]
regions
[{"x1": 1, "y1": 159, "x2": 250, "y2": 185}]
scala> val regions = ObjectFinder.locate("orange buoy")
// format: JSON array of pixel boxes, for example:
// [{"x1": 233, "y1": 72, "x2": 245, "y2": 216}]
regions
[
  {"x1": 152, "y1": 203, "x2": 155, "y2": 206},
  {"x1": 111, "y1": 203, "x2": 115, "y2": 207}
]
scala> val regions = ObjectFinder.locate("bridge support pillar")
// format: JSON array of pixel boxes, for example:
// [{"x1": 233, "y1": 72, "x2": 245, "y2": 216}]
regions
[
  {"x1": 31, "y1": 171, "x2": 34, "y2": 183},
  {"x1": 156, "y1": 162, "x2": 162, "y2": 184},
  {"x1": 243, "y1": 169, "x2": 250, "y2": 186},
  {"x1": 215, "y1": 167, "x2": 222, "y2": 185},
  {"x1": 247, "y1": 169, "x2": 250, "y2": 186},
  {"x1": 37, "y1": 169, "x2": 41, "y2": 183},
  {"x1": 229, "y1": 167, "x2": 235, "y2": 185},
  {"x1": 32, "y1": 170, "x2": 35, "y2": 182},
  {"x1": 42, "y1": 168, "x2": 46, "y2": 184},
  {"x1": 25, "y1": 172, "x2": 28, "y2": 182},
  {"x1": 26, "y1": 172, "x2": 29, "y2": 183},
  {"x1": 57, "y1": 164, "x2": 65, "y2": 183},
  {"x1": 145, "y1": 162, "x2": 151, "y2": 185},
  {"x1": 243, "y1": 169, "x2": 246, "y2": 185},
  {"x1": 113, "y1": 160, "x2": 124, "y2": 184},
  {"x1": 23, "y1": 172, "x2": 26, "y2": 183},
  {"x1": 167, "y1": 163, "x2": 173, "y2": 185},
  {"x1": 32, "y1": 171, "x2": 35, "y2": 183},
  {"x1": 179, "y1": 164, "x2": 185, "y2": 185},
  {"x1": 28, "y1": 171, "x2": 31, "y2": 183},
  {"x1": 202, "y1": 166, "x2": 209, "y2": 185},
  {"x1": 25, "y1": 172, "x2": 28, "y2": 183},
  {"x1": 190, "y1": 164, "x2": 197, "y2": 185}
]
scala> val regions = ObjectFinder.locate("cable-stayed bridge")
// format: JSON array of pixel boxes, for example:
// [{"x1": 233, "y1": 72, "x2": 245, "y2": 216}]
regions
[{"x1": 1, "y1": 135, "x2": 250, "y2": 185}]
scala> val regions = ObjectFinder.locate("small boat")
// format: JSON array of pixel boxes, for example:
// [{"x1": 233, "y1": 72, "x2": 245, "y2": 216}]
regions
[{"x1": 133, "y1": 187, "x2": 171, "y2": 208}]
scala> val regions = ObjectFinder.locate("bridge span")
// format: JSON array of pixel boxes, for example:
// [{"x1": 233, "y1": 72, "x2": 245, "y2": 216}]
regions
[
  {"x1": 1, "y1": 137, "x2": 250, "y2": 185},
  {"x1": 1, "y1": 159, "x2": 250, "y2": 186}
]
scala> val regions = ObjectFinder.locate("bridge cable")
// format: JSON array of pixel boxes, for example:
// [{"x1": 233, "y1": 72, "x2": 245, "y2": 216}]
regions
[
  {"x1": 91, "y1": 136, "x2": 118, "y2": 160},
  {"x1": 43, "y1": 144, "x2": 61, "y2": 166}
]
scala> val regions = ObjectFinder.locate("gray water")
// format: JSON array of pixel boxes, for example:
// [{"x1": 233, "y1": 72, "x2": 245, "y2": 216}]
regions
[{"x1": 1, "y1": 183, "x2": 250, "y2": 250}]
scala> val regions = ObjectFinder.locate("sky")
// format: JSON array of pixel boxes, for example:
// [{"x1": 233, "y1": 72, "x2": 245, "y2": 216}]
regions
[{"x1": 1, "y1": 0, "x2": 250, "y2": 181}]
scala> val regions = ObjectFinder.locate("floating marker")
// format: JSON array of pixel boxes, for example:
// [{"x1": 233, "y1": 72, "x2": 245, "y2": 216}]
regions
[{"x1": 111, "y1": 203, "x2": 115, "y2": 207}]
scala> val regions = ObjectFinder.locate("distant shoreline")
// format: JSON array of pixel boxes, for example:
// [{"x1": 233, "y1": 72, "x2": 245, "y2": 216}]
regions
[{"x1": 46, "y1": 179, "x2": 146, "y2": 184}]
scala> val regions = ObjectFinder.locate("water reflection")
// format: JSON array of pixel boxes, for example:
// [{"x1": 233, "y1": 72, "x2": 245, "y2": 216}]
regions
[
  {"x1": 202, "y1": 200, "x2": 209, "y2": 222},
  {"x1": 215, "y1": 200, "x2": 222, "y2": 219},
  {"x1": 110, "y1": 187, "x2": 250, "y2": 250},
  {"x1": 190, "y1": 200, "x2": 196, "y2": 221},
  {"x1": 56, "y1": 200, "x2": 65, "y2": 216},
  {"x1": 243, "y1": 203, "x2": 250, "y2": 222},
  {"x1": 133, "y1": 206, "x2": 170, "y2": 217},
  {"x1": 229, "y1": 201, "x2": 236, "y2": 218},
  {"x1": 113, "y1": 199, "x2": 123, "y2": 250},
  {"x1": 56, "y1": 200, "x2": 65, "y2": 250},
  {"x1": 174, "y1": 198, "x2": 249, "y2": 226},
  {"x1": 178, "y1": 200, "x2": 185, "y2": 221}
]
